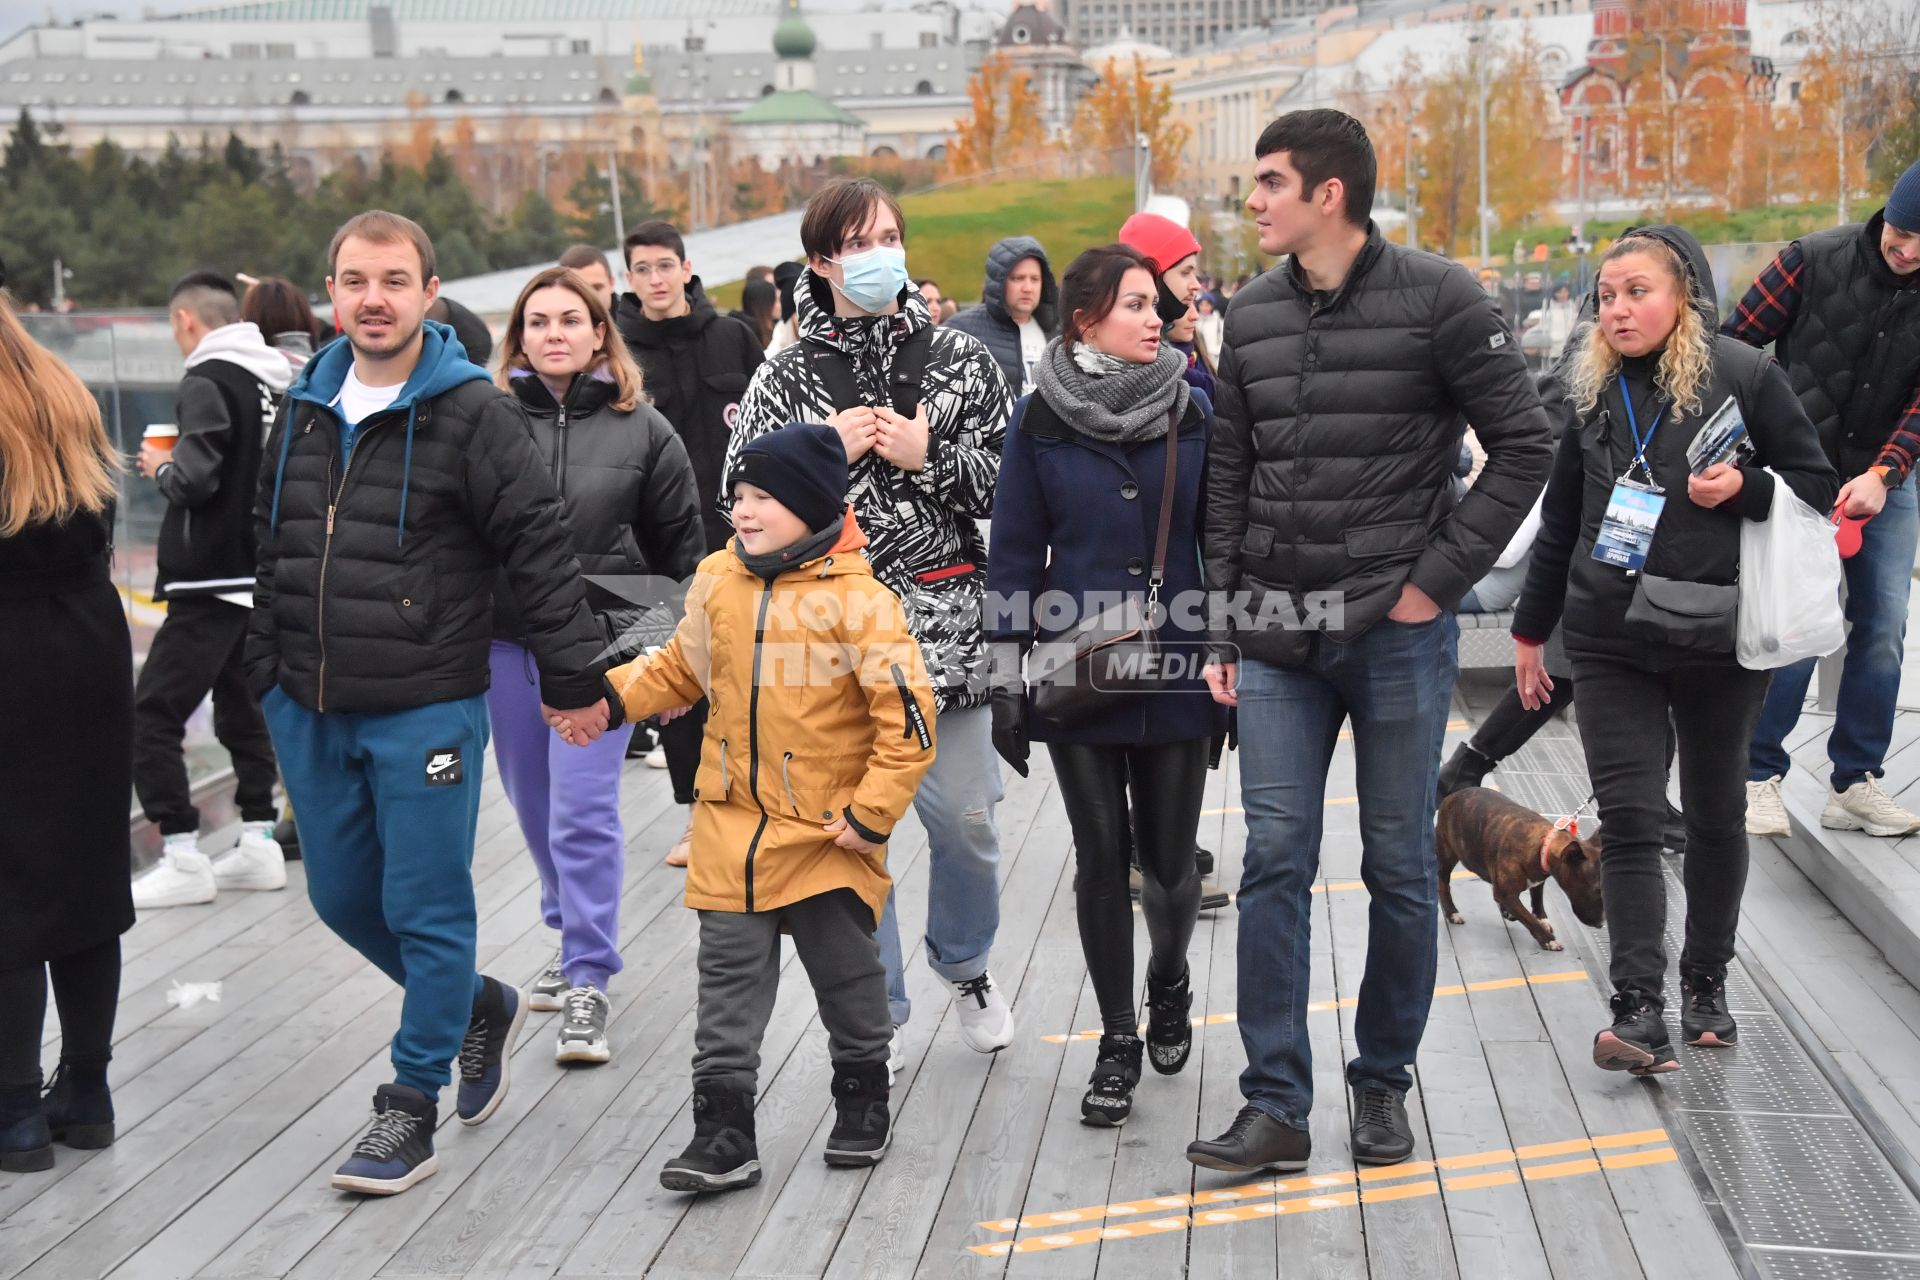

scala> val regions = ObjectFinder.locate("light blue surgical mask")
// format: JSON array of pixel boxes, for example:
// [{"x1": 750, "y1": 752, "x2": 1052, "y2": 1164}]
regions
[{"x1": 827, "y1": 245, "x2": 909, "y2": 314}]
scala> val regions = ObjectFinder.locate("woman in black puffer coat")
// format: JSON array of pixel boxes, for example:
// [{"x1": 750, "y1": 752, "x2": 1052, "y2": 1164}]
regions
[
  {"x1": 1512, "y1": 226, "x2": 1835, "y2": 1075},
  {"x1": 488, "y1": 266, "x2": 705, "y2": 1065}
]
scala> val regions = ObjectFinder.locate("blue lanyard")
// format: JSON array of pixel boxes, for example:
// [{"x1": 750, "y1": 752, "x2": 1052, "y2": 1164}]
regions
[{"x1": 1618, "y1": 379, "x2": 1666, "y2": 478}]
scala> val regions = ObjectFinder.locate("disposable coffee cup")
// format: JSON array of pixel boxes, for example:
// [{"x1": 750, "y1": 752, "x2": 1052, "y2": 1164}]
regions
[{"x1": 143, "y1": 424, "x2": 179, "y2": 452}]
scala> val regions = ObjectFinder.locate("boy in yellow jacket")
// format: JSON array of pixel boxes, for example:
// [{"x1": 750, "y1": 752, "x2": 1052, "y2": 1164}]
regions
[{"x1": 558, "y1": 422, "x2": 936, "y2": 1192}]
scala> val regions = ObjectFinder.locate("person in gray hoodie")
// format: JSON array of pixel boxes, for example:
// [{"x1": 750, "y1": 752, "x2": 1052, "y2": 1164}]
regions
[
  {"x1": 129, "y1": 271, "x2": 294, "y2": 910},
  {"x1": 944, "y1": 236, "x2": 1058, "y2": 397}
]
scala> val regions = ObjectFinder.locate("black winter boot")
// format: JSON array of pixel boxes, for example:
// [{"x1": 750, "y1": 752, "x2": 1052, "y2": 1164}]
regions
[
  {"x1": 1144, "y1": 966, "x2": 1193, "y2": 1075},
  {"x1": 1, "y1": 1081, "x2": 53, "y2": 1173},
  {"x1": 823, "y1": 1061, "x2": 891, "y2": 1167},
  {"x1": 660, "y1": 1083, "x2": 760, "y2": 1192},
  {"x1": 1437, "y1": 743, "x2": 1497, "y2": 799},
  {"x1": 41, "y1": 1062, "x2": 114, "y2": 1148},
  {"x1": 1081, "y1": 1033, "x2": 1145, "y2": 1127}
]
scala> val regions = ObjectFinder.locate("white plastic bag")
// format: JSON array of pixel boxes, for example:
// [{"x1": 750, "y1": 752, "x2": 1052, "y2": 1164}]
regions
[{"x1": 1737, "y1": 469, "x2": 1845, "y2": 670}]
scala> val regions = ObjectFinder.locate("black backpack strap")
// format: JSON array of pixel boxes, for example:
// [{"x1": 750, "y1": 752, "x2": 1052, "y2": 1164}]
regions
[
  {"x1": 801, "y1": 338, "x2": 862, "y2": 414},
  {"x1": 886, "y1": 327, "x2": 935, "y2": 417},
  {"x1": 801, "y1": 328, "x2": 935, "y2": 417}
]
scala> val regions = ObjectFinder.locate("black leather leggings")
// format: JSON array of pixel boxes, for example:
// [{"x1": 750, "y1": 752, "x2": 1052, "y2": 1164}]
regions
[{"x1": 1049, "y1": 737, "x2": 1210, "y2": 1035}]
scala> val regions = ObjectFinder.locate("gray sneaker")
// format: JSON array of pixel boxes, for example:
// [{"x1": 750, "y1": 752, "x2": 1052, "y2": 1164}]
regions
[
  {"x1": 529, "y1": 953, "x2": 567, "y2": 1012},
  {"x1": 555, "y1": 986, "x2": 611, "y2": 1064}
]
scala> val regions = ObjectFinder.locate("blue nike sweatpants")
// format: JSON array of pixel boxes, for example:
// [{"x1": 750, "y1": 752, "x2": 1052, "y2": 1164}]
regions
[{"x1": 261, "y1": 685, "x2": 489, "y2": 1097}]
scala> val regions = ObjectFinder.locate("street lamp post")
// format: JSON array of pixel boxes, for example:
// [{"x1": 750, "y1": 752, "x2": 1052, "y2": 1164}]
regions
[{"x1": 1471, "y1": 30, "x2": 1490, "y2": 265}]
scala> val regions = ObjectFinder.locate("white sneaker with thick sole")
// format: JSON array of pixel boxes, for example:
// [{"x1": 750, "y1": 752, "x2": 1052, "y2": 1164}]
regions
[
  {"x1": 1745, "y1": 776, "x2": 1791, "y2": 837},
  {"x1": 210, "y1": 822, "x2": 287, "y2": 891},
  {"x1": 644, "y1": 744, "x2": 668, "y2": 770},
  {"x1": 554, "y1": 986, "x2": 611, "y2": 1064},
  {"x1": 1823, "y1": 777, "x2": 1920, "y2": 837},
  {"x1": 528, "y1": 952, "x2": 567, "y2": 1012},
  {"x1": 948, "y1": 973, "x2": 1015, "y2": 1053},
  {"x1": 132, "y1": 837, "x2": 217, "y2": 908}
]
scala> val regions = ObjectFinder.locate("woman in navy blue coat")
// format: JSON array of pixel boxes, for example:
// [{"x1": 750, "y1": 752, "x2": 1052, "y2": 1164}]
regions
[{"x1": 987, "y1": 244, "x2": 1225, "y2": 1128}]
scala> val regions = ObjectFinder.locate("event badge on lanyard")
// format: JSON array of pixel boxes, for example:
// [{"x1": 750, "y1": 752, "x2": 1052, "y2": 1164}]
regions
[{"x1": 1591, "y1": 383, "x2": 1666, "y2": 572}]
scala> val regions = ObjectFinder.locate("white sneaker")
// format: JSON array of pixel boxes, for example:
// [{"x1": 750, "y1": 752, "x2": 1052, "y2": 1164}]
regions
[
  {"x1": 948, "y1": 972, "x2": 1015, "y2": 1053},
  {"x1": 210, "y1": 822, "x2": 287, "y2": 891},
  {"x1": 1745, "y1": 776, "x2": 1791, "y2": 837},
  {"x1": 887, "y1": 1024, "x2": 903, "y2": 1086},
  {"x1": 132, "y1": 836, "x2": 217, "y2": 908},
  {"x1": 644, "y1": 744, "x2": 668, "y2": 770},
  {"x1": 554, "y1": 986, "x2": 611, "y2": 1064},
  {"x1": 1822, "y1": 777, "x2": 1920, "y2": 837}
]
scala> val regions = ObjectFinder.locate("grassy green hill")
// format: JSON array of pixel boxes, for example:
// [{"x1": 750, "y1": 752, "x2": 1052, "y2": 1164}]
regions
[{"x1": 707, "y1": 177, "x2": 1136, "y2": 309}]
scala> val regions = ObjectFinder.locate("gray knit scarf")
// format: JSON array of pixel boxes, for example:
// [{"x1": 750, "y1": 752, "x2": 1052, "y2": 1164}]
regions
[{"x1": 1033, "y1": 337, "x2": 1190, "y2": 444}]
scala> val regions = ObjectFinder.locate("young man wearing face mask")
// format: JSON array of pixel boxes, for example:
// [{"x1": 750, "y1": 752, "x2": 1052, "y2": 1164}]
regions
[{"x1": 721, "y1": 178, "x2": 1018, "y2": 1072}]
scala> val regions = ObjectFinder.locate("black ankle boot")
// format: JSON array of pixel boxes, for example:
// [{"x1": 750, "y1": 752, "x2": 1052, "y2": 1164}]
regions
[
  {"x1": 660, "y1": 1083, "x2": 760, "y2": 1193},
  {"x1": 1081, "y1": 1033, "x2": 1144, "y2": 1127},
  {"x1": 1437, "y1": 743, "x2": 1497, "y2": 799},
  {"x1": 1593, "y1": 990, "x2": 1678, "y2": 1076},
  {"x1": 1145, "y1": 966, "x2": 1193, "y2": 1075},
  {"x1": 42, "y1": 1062, "x2": 114, "y2": 1148},
  {"x1": 1661, "y1": 803, "x2": 1687, "y2": 856},
  {"x1": 1, "y1": 1081, "x2": 53, "y2": 1173},
  {"x1": 1680, "y1": 970, "x2": 1736, "y2": 1047},
  {"x1": 823, "y1": 1061, "x2": 891, "y2": 1167}
]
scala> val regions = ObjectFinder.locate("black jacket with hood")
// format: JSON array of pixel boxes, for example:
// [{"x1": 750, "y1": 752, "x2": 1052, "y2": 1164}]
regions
[
  {"x1": 491, "y1": 371, "x2": 706, "y2": 662},
  {"x1": 154, "y1": 321, "x2": 294, "y2": 599},
  {"x1": 943, "y1": 236, "x2": 1058, "y2": 397},
  {"x1": 614, "y1": 277, "x2": 766, "y2": 552},
  {"x1": 246, "y1": 320, "x2": 608, "y2": 715},
  {"x1": 1204, "y1": 222, "x2": 1553, "y2": 666},
  {"x1": 1513, "y1": 225, "x2": 1838, "y2": 668}
]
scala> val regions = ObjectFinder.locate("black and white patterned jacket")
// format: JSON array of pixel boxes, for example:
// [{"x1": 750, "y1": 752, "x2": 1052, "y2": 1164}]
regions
[{"x1": 722, "y1": 268, "x2": 1011, "y2": 712}]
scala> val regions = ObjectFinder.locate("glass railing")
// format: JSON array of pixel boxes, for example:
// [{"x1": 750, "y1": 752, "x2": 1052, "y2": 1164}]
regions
[{"x1": 19, "y1": 310, "x2": 236, "y2": 796}]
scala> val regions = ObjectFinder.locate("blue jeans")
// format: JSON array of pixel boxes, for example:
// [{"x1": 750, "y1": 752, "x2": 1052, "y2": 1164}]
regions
[
  {"x1": 1749, "y1": 477, "x2": 1918, "y2": 790},
  {"x1": 875, "y1": 704, "x2": 1005, "y2": 1025},
  {"x1": 1233, "y1": 615, "x2": 1459, "y2": 1128}
]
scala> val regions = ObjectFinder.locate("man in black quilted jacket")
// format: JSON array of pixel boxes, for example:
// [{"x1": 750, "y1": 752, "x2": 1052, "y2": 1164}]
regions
[
  {"x1": 1189, "y1": 110, "x2": 1551, "y2": 1175},
  {"x1": 246, "y1": 210, "x2": 612, "y2": 1197}
]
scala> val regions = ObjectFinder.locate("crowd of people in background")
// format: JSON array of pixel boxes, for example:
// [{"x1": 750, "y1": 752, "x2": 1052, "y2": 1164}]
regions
[{"x1": 3, "y1": 108, "x2": 1919, "y2": 1223}]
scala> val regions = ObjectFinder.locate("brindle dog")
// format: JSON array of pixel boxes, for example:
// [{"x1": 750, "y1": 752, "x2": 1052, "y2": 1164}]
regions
[{"x1": 1436, "y1": 787, "x2": 1604, "y2": 952}]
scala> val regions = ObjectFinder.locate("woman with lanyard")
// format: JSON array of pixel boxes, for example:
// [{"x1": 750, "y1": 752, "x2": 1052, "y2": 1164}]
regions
[
  {"x1": 987, "y1": 244, "x2": 1224, "y2": 1125},
  {"x1": 1510, "y1": 227, "x2": 1834, "y2": 1076}
]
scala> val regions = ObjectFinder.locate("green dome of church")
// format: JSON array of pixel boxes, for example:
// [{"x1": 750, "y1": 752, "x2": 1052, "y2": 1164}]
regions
[
  {"x1": 773, "y1": 12, "x2": 816, "y2": 59},
  {"x1": 625, "y1": 70, "x2": 654, "y2": 95}
]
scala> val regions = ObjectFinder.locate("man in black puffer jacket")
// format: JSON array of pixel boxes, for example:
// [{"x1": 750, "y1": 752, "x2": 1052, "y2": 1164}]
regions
[
  {"x1": 1189, "y1": 111, "x2": 1551, "y2": 1178},
  {"x1": 1726, "y1": 158, "x2": 1920, "y2": 841},
  {"x1": 246, "y1": 211, "x2": 612, "y2": 1198},
  {"x1": 944, "y1": 235, "x2": 1057, "y2": 397}
]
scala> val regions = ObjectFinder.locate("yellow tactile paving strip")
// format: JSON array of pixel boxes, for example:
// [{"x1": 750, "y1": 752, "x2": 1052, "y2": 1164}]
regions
[
  {"x1": 969, "y1": 1128, "x2": 1676, "y2": 1255},
  {"x1": 1040, "y1": 970, "x2": 1590, "y2": 1044}
]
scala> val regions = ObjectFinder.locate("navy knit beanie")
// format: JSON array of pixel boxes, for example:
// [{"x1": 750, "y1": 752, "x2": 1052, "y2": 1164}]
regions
[
  {"x1": 1888, "y1": 158, "x2": 1920, "y2": 234},
  {"x1": 727, "y1": 423, "x2": 849, "y2": 533}
]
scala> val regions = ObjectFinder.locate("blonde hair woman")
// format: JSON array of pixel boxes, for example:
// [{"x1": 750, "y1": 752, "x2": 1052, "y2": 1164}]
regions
[
  {"x1": 0, "y1": 274, "x2": 133, "y2": 1172},
  {"x1": 486, "y1": 266, "x2": 707, "y2": 1065},
  {"x1": 1510, "y1": 227, "x2": 1835, "y2": 1074}
]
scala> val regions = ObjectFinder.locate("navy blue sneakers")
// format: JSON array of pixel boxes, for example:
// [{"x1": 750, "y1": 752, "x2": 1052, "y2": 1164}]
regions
[
  {"x1": 457, "y1": 976, "x2": 526, "y2": 1125},
  {"x1": 331, "y1": 1084, "x2": 437, "y2": 1195}
]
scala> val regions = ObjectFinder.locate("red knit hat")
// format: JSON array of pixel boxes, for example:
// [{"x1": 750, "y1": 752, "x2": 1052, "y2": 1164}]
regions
[{"x1": 1118, "y1": 213, "x2": 1202, "y2": 276}]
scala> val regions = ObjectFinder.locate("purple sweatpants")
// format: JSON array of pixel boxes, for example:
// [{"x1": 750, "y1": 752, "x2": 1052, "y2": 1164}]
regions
[{"x1": 487, "y1": 640, "x2": 632, "y2": 990}]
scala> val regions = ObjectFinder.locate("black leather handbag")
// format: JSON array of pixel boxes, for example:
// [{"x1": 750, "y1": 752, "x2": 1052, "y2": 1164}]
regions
[
  {"x1": 1624, "y1": 572, "x2": 1740, "y2": 653},
  {"x1": 1029, "y1": 408, "x2": 1181, "y2": 728}
]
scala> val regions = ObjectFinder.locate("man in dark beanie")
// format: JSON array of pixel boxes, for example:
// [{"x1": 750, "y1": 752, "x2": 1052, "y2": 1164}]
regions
[{"x1": 1730, "y1": 158, "x2": 1920, "y2": 841}]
